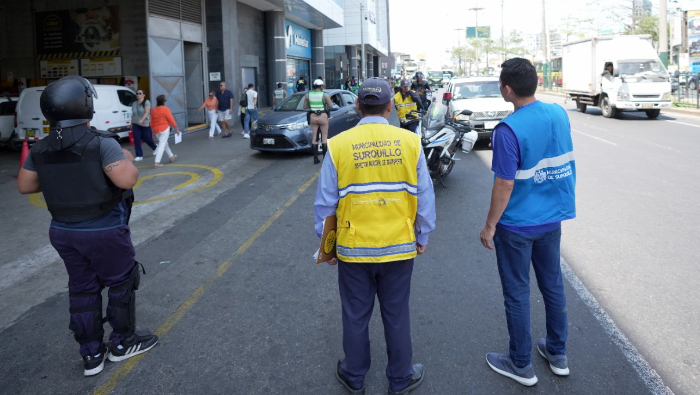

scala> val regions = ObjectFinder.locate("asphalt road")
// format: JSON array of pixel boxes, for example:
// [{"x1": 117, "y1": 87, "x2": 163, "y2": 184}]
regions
[{"x1": 0, "y1": 97, "x2": 693, "y2": 394}]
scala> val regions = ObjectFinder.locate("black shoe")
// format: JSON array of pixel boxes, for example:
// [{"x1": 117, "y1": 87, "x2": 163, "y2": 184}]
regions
[
  {"x1": 83, "y1": 343, "x2": 108, "y2": 377},
  {"x1": 388, "y1": 364, "x2": 424, "y2": 394},
  {"x1": 336, "y1": 360, "x2": 365, "y2": 394},
  {"x1": 107, "y1": 330, "x2": 158, "y2": 362}
]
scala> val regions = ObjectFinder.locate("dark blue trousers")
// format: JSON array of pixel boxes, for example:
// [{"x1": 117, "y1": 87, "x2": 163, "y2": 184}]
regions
[
  {"x1": 132, "y1": 123, "x2": 157, "y2": 158},
  {"x1": 49, "y1": 226, "x2": 135, "y2": 357},
  {"x1": 338, "y1": 258, "x2": 415, "y2": 392}
]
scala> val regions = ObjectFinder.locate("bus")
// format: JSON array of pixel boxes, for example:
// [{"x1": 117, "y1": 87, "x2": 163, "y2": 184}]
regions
[{"x1": 534, "y1": 57, "x2": 562, "y2": 87}]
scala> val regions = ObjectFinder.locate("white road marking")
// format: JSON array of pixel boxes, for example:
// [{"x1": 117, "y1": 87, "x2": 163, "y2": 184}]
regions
[
  {"x1": 667, "y1": 120, "x2": 700, "y2": 128},
  {"x1": 561, "y1": 257, "x2": 673, "y2": 395},
  {"x1": 571, "y1": 129, "x2": 618, "y2": 146}
]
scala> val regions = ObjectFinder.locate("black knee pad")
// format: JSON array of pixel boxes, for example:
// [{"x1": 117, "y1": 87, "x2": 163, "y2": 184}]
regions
[
  {"x1": 106, "y1": 262, "x2": 145, "y2": 335},
  {"x1": 68, "y1": 290, "x2": 104, "y2": 344}
]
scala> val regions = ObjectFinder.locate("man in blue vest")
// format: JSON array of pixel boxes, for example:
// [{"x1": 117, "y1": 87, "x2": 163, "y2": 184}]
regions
[
  {"x1": 314, "y1": 78, "x2": 436, "y2": 394},
  {"x1": 479, "y1": 58, "x2": 576, "y2": 386}
]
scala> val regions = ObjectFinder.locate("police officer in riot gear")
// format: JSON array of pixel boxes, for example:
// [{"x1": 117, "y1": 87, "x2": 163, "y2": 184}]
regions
[{"x1": 17, "y1": 75, "x2": 158, "y2": 377}]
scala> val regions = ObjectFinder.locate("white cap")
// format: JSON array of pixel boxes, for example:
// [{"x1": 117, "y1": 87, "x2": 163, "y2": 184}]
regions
[{"x1": 313, "y1": 79, "x2": 324, "y2": 86}]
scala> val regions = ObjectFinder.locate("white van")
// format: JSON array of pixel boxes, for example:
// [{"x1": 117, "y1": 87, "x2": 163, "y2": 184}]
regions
[
  {"x1": 0, "y1": 96, "x2": 19, "y2": 148},
  {"x1": 13, "y1": 84, "x2": 136, "y2": 148}
]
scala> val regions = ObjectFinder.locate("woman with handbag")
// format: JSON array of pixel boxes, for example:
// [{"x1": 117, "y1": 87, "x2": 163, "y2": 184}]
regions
[
  {"x1": 150, "y1": 95, "x2": 180, "y2": 168},
  {"x1": 198, "y1": 91, "x2": 221, "y2": 138},
  {"x1": 130, "y1": 90, "x2": 158, "y2": 161}
]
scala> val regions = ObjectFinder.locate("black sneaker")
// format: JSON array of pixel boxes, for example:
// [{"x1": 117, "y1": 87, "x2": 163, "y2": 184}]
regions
[
  {"x1": 83, "y1": 343, "x2": 107, "y2": 377},
  {"x1": 335, "y1": 360, "x2": 365, "y2": 395},
  {"x1": 107, "y1": 330, "x2": 158, "y2": 362},
  {"x1": 388, "y1": 364, "x2": 424, "y2": 394}
]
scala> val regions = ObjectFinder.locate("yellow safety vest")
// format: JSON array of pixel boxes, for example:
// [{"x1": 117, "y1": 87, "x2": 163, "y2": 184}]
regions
[
  {"x1": 394, "y1": 92, "x2": 418, "y2": 123},
  {"x1": 329, "y1": 123, "x2": 421, "y2": 263}
]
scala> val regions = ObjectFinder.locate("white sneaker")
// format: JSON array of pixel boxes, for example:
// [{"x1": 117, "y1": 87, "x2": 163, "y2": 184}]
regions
[
  {"x1": 243, "y1": 133, "x2": 250, "y2": 139},
  {"x1": 134, "y1": 157, "x2": 143, "y2": 161}
]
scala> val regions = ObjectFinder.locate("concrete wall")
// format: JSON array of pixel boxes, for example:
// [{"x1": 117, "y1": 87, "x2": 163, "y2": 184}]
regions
[{"x1": 237, "y1": 2, "x2": 268, "y2": 107}]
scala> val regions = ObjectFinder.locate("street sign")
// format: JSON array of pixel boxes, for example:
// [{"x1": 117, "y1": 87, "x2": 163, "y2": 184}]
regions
[
  {"x1": 381, "y1": 62, "x2": 388, "y2": 69},
  {"x1": 466, "y1": 26, "x2": 490, "y2": 38},
  {"x1": 400, "y1": 54, "x2": 411, "y2": 61}
]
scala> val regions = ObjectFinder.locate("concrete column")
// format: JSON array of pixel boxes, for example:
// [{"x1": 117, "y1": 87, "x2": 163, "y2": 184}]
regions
[
  {"x1": 347, "y1": 46, "x2": 358, "y2": 80},
  {"x1": 265, "y1": 10, "x2": 287, "y2": 100},
  {"x1": 311, "y1": 29, "x2": 325, "y2": 81}
]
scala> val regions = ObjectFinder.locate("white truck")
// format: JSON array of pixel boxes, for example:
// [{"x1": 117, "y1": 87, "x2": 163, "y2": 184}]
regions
[{"x1": 563, "y1": 35, "x2": 672, "y2": 119}]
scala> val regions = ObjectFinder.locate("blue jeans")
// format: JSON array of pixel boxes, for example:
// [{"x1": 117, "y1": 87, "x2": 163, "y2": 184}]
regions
[
  {"x1": 493, "y1": 226, "x2": 567, "y2": 368},
  {"x1": 132, "y1": 124, "x2": 157, "y2": 157},
  {"x1": 244, "y1": 109, "x2": 259, "y2": 133}
]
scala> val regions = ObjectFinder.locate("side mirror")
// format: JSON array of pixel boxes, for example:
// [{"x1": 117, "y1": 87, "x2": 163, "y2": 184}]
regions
[
  {"x1": 332, "y1": 104, "x2": 340, "y2": 111},
  {"x1": 460, "y1": 109, "x2": 473, "y2": 116}
]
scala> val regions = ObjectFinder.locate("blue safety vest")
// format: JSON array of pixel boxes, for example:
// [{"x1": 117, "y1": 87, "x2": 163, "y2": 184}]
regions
[{"x1": 498, "y1": 101, "x2": 576, "y2": 226}]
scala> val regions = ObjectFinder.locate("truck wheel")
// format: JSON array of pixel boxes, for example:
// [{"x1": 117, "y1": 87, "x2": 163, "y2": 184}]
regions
[
  {"x1": 576, "y1": 101, "x2": 587, "y2": 113},
  {"x1": 601, "y1": 96, "x2": 617, "y2": 118},
  {"x1": 645, "y1": 109, "x2": 660, "y2": 119},
  {"x1": 8, "y1": 134, "x2": 21, "y2": 152}
]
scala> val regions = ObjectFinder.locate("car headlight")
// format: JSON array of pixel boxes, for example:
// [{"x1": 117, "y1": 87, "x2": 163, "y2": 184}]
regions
[
  {"x1": 662, "y1": 92, "x2": 671, "y2": 100},
  {"x1": 617, "y1": 92, "x2": 630, "y2": 100},
  {"x1": 455, "y1": 114, "x2": 470, "y2": 122},
  {"x1": 287, "y1": 121, "x2": 308, "y2": 130}
]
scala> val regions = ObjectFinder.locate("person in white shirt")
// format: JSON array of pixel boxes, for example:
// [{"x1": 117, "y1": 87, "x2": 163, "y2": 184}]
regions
[{"x1": 243, "y1": 83, "x2": 258, "y2": 139}]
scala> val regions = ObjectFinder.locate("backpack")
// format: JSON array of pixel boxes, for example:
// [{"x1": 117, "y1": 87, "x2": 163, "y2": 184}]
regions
[{"x1": 239, "y1": 93, "x2": 248, "y2": 108}]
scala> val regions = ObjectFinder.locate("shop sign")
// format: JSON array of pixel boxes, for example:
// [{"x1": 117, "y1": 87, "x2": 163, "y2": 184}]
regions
[{"x1": 285, "y1": 20, "x2": 312, "y2": 59}]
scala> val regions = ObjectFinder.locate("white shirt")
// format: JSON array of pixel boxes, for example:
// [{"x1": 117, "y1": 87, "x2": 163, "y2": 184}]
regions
[{"x1": 246, "y1": 89, "x2": 258, "y2": 110}]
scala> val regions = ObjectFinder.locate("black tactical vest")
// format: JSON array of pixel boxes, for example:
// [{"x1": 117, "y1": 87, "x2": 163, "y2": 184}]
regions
[{"x1": 31, "y1": 127, "x2": 133, "y2": 223}]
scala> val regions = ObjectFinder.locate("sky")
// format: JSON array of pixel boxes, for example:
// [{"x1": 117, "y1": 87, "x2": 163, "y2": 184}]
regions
[{"x1": 388, "y1": 0, "x2": 700, "y2": 69}]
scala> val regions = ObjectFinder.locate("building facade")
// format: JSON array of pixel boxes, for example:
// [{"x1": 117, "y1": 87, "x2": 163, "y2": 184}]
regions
[
  {"x1": 0, "y1": 0, "x2": 342, "y2": 130},
  {"x1": 323, "y1": 0, "x2": 390, "y2": 89}
]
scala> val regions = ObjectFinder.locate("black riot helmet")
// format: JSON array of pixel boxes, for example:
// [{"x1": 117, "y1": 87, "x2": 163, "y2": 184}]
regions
[{"x1": 40, "y1": 75, "x2": 98, "y2": 128}]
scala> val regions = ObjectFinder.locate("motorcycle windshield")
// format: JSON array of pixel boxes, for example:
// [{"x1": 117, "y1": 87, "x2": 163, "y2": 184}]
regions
[{"x1": 424, "y1": 103, "x2": 447, "y2": 130}]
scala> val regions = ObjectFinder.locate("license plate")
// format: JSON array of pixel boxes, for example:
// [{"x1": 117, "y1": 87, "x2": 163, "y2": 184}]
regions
[
  {"x1": 484, "y1": 121, "x2": 499, "y2": 129},
  {"x1": 641, "y1": 103, "x2": 653, "y2": 109},
  {"x1": 263, "y1": 138, "x2": 275, "y2": 145},
  {"x1": 26, "y1": 130, "x2": 35, "y2": 137}
]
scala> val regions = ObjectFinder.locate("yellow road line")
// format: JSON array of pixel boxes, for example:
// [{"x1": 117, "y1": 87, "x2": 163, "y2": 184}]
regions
[{"x1": 92, "y1": 171, "x2": 319, "y2": 395}]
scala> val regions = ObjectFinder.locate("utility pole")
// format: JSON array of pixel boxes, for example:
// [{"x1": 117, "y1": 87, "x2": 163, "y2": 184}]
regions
[
  {"x1": 501, "y1": 0, "x2": 506, "y2": 61},
  {"x1": 360, "y1": 2, "x2": 366, "y2": 80},
  {"x1": 659, "y1": 0, "x2": 668, "y2": 67},
  {"x1": 455, "y1": 28, "x2": 465, "y2": 75},
  {"x1": 541, "y1": 0, "x2": 549, "y2": 88},
  {"x1": 469, "y1": 5, "x2": 484, "y2": 75}
]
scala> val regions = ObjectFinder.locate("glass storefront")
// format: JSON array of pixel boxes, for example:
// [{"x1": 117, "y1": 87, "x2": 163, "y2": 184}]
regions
[{"x1": 286, "y1": 57, "x2": 310, "y2": 96}]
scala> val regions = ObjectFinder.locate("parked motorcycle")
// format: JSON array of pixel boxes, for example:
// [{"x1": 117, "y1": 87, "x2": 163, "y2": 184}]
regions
[{"x1": 408, "y1": 102, "x2": 478, "y2": 187}]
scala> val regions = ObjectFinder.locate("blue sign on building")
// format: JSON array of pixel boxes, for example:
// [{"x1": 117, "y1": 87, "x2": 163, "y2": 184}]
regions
[{"x1": 285, "y1": 20, "x2": 312, "y2": 59}]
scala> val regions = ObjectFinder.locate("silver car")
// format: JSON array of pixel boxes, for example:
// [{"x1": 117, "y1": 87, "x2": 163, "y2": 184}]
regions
[{"x1": 442, "y1": 76, "x2": 513, "y2": 140}]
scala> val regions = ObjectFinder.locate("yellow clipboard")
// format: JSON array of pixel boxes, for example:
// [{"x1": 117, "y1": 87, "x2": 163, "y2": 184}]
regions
[{"x1": 317, "y1": 215, "x2": 337, "y2": 264}]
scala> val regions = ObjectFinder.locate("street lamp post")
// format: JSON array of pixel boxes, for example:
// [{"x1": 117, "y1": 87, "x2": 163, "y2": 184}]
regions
[{"x1": 469, "y1": 6, "x2": 484, "y2": 75}]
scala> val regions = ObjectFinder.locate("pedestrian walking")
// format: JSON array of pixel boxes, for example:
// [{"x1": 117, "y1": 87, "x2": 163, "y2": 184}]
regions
[
  {"x1": 239, "y1": 87, "x2": 248, "y2": 132},
  {"x1": 303, "y1": 79, "x2": 333, "y2": 164},
  {"x1": 198, "y1": 90, "x2": 221, "y2": 138},
  {"x1": 130, "y1": 89, "x2": 158, "y2": 161},
  {"x1": 479, "y1": 58, "x2": 576, "y2": 386},
  {"x1": 314, "y1": 77, "x2": 436, "y2": 395},
  {"x1": 243, "y1": 83, "x2": 258, "y2": 139},
  {"x1": 16, "y1": 76, "x2": 158, "y2": 377},
  {"x1": 150, "y1": 94, "x2": 180, "y2": 168},
  {"x1": 215, "y1": 81, "x2": 235, "y2": 138},
  {"x1": 272, "y1": 82, "x2": 287, "y2": 107}
]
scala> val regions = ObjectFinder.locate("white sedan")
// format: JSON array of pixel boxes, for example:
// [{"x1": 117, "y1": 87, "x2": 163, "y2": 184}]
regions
[{"x1": 442, "y1": 76, "x2": 513, "y2": 140}]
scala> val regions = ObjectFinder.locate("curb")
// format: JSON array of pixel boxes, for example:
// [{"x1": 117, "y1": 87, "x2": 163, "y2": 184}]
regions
[{"x1": 536, "y1": 90, "x2": 700, "y2": 116}]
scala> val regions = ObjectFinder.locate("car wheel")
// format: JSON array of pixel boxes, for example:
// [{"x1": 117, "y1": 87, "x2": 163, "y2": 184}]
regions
[
  {"x1": 8, "y1": 134, "x2": 22, "y2": 152},
  {"x1": 576, "y1": 100, "x2": 587, "y2": 113},
  {"x1": 689, "y1": 81, "x2": 696, "y2": 91},
  {"x1": 645, "y1": 109, "x2": 660, "y2": 119},
  {"x1": 601, "y1": 96, "x2": 617, "y2": 118}
]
